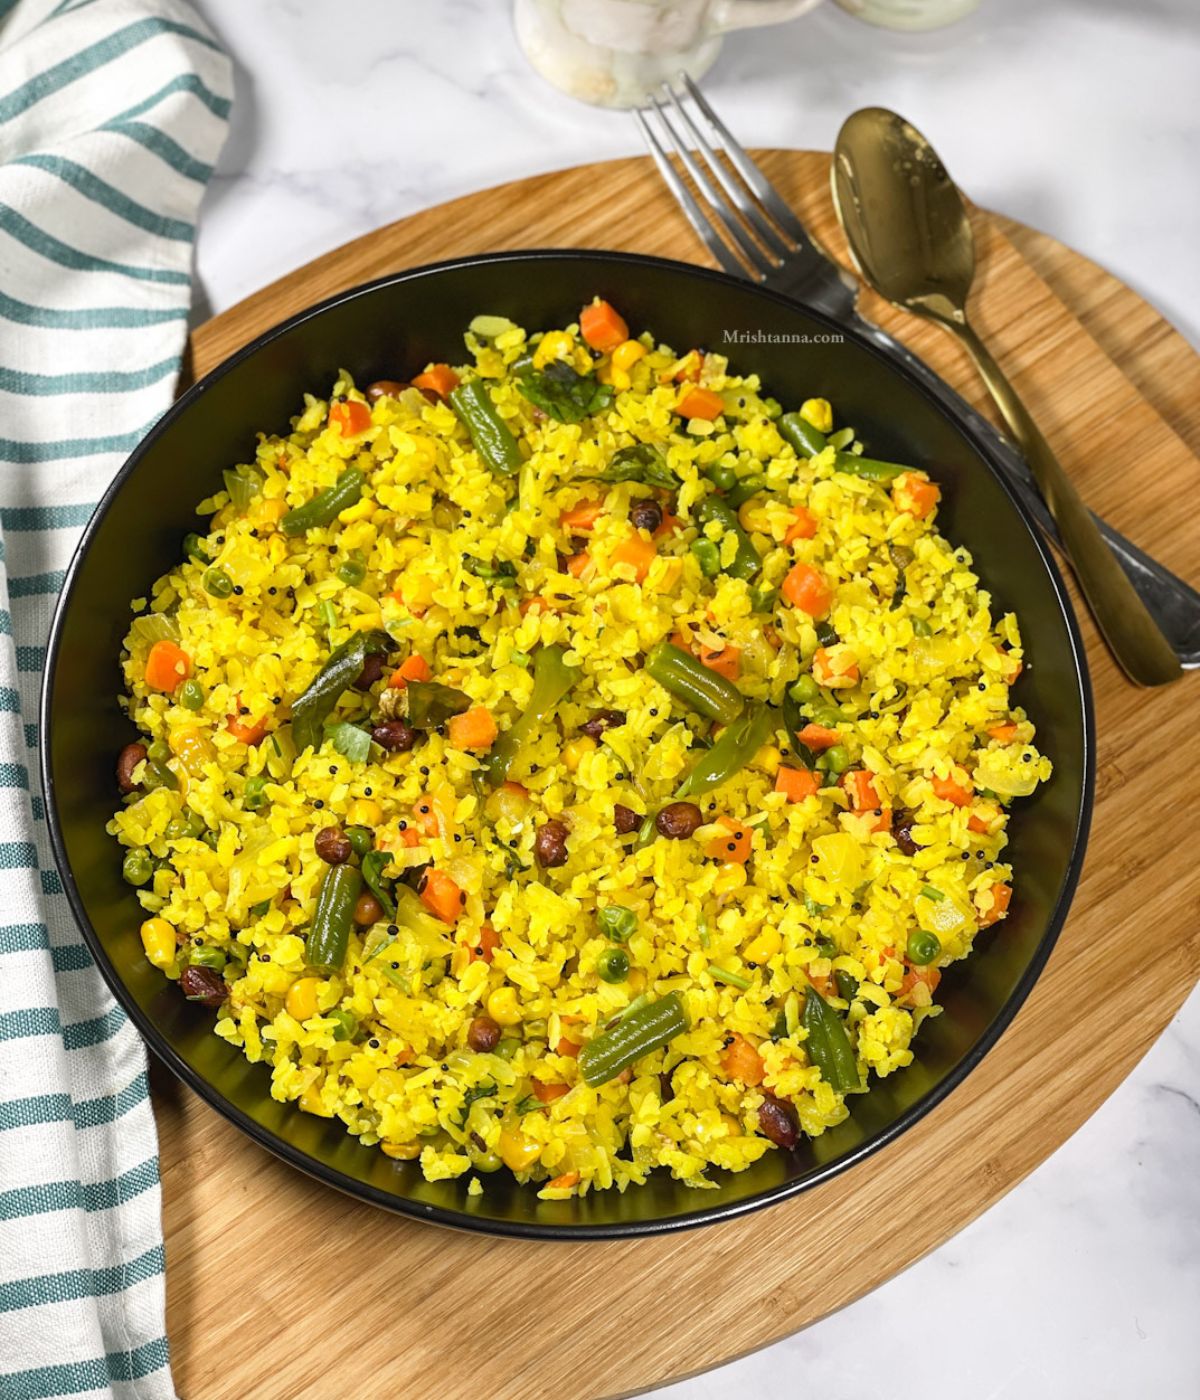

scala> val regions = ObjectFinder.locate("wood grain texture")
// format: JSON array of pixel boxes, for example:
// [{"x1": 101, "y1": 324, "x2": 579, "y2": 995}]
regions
[{"x1": 163, "y1": 153, "x2": 1200, "y2": 1400}]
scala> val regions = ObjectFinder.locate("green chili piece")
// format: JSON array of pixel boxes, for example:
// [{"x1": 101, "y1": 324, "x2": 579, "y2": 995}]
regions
[
  {"x1": 748, "y1": 585, "x2": 777, "y2": 614},
  {"x1": 834, "y1": 969, "x2": 860, "y2": 1002},
  {"x1": 695, "y1": 497, "x2": 760, "y2": 581},
  {"x1": 644, "y1": 641, "x2": 744, "y2": 725},
  {"x1": 281, "y1": 466, "x2": 365, "y2": 535},
  {"x1": 578, "y1": 992, "x2": 688, "y2": 1087},
  {"x1": 802, "y1": 986, "x2": 860, "y2": 1093},
  {"x1": 484, "y1": 644, "x2": 580, "y2": 785},
  {"x1": 704, "y1": 461, "x2": 737, "y2": 492},
  {"x1": 140, "y1": 760, "x2": 177, "y2": 792},
  {"x1": 305, "y1": 864, "x2": 362, "y2": 974},
  {"x1": 449, "y1": 379, "x2": 523, "y2": 477},
  {"x1": 291, "y1": 628, "x2": 392, "y2": 753},
  {"x1": 634, "y1": 812, "x2": 658, "y2": 849},
  {"x1": 726, "y1": 473, "x2": 768, "y2": 509},
  {"x1": 690, "y1": 538, "x2": 721, "y2": 578},
  {"x1": 188, "y1": 945, "x2": 226, "y2": 971},
  {"x1": 329, "y1": 1008, "x2": 358, "y2": 1042},
  {"x1": 361, "y1": 849, "x2": 396, "y2": 918},
  {"x1": 675, "y1": 703, "x2": 771, "y2": 798}
]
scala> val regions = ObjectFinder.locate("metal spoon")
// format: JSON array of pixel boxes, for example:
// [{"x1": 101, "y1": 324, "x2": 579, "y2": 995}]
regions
[{"x1": 832, "y1": 107, "x2": 1181, "y2": 687}]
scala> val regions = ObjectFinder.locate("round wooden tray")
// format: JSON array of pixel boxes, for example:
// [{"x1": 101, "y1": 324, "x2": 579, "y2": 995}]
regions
[{"x1": 162, "y1": 154, "x2": 1200, "y2": 1399}]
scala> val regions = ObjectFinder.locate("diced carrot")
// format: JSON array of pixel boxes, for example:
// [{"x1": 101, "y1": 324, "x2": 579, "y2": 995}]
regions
[
  {"x1": 566, "y1": 551, "x2": 591, "y2": 579},
  {"x1": 653, "y1": 510, "x2": 681, "y2": 540},
  {"x1": 579, "y1": 299, "x2": 629, "y2": 353},
  {"x1": 794, "y1": 722, "x2": 840, "y2": 751},
  {"x1": 466, "y1": 923, "x2": 500, "y2": 964},
  {"x1": 411, "y1": 364, "x2": 459, "y2": 401},
  {"x1": 666, "y1": 349, "x2": 704, "y2": 383},
  {"x1": 555, "y1": 1036, "x2": 581, "y2": 1058},
  {"x1": 447, "y1": 706, "x2": 498, "y2": 752},
  {"x1": 398, "y1": 827, "x2": 423, "y2": 848},
  {"x1": 328, "y1": 399, "x2": 372, "y2": 437},
  {"x1": 932, "y1": 772, "x2": 974, "y2": 807},
  {"x1": 898, "y1": 963, "x2": 942, "y2": 1002},
  {"x1": 706, "y1": 815, "x2": 752, "y2": 864},
  {"x1": 1002, "y1": 654, "x2": 1024, "y2": 684},
  {"x1": 806, "y1": 968, "x2": 833, "y2": 997},
  {"x1": 419, "y1": 868, "x2": 465, "y2": 924},
  {"x1": 775, "y1": 766, "x2": 820, "y2": 802},
  {"x1": 812, "y1": 646, "x2": 859, "y2": 688},
  {"x1": 388, "y1": 654, "x2": 431, "y2": 690},
  {"x1": 968, "y1": 799, "x2": 1002, "y2": 834},
  {"x1": 979, "y1": 882, "x2": 1012, "y2": 928},
  {"x1": 842, "y1": 806, "x2": 892, "y2": 837},
  {"x1": 531, "y1": 1080, "x2": 570, "y2": 1104},
  {"x1": 987, "y1": 722, "x2": 1018, "y2": 742},
  {"x1": 784, "y1": 506, "x2": 818, "y2": 544},
  {"x1": 841, "y1": 769, "x2": 881, "y2": 811},
  {"x1": 560, "y1": 499, "x2": 605, "y2": 532},
  {"x1": 698, "y1": 644, "x2": 741, "y2": 681},
  {"x1": 781, "y1": 561, "x2": 832, "y2": 617},
  {"x1": 144, "y1": 640, "x2": 191, "y2": 692},
  {"x1": 226, "y1": 712, "x2": 269, "y2": 745},
  {"x1": 676, "y1": 386, "x2": 724, "y2": 420},
  {"x1": 892, "y1": 471, "x2": 941, "y2": 518},
  {"x1": 387, "y1": 588, "x2": 426, "y2": 619},
  {"x1": 546, "y1": 1170, "x2": 580, "y2": 1190},
  {"x1": 412, "y1": 797, "x2": 439, "y2": 838},
  {"x1": 609, "y1": 532, "x2": 657, "y2": 583},
  {"x1": 721, "y1": 1032, "x2": 765, "y2": 1086}
]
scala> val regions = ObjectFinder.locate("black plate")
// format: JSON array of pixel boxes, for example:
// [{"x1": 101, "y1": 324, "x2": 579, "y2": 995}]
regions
[{"x1": 40, "y1": 251, "x2": 1093, "y2": 1238}]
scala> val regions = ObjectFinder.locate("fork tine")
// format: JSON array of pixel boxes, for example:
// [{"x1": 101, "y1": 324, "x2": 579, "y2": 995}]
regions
[
  {"x1": 681, "y1": 73, "x2": 810, "y2": 244},
  {"x1": 633, "y1": 108, "x2": 746, "y2": 280},
  {"x1": 662, "y1": 85, "x2": 793, "y2": 260},
  {"x1": 648, "y1": 95, "x2": 777, "y2": 279}
]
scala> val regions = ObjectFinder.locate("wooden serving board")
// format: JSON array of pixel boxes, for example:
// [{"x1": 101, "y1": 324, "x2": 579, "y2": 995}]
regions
[{"x1": 160, "y1": 154, "x2": 1200, "y2": 1399}]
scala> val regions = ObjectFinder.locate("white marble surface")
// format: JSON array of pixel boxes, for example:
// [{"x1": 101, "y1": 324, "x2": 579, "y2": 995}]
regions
[{"x1": 190, "y1": 1, "x2": 1200, "y2": 1396}]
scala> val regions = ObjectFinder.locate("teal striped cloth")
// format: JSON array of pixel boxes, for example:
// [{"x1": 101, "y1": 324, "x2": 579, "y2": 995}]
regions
[{"x1": 0, "y1": 2, "x2": 230, "y2": 1394}]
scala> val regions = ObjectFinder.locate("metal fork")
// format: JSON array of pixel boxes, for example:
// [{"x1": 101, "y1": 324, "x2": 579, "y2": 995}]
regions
[{"x1": 634, "y1": 76, "x2": 1200, "y2": 667}]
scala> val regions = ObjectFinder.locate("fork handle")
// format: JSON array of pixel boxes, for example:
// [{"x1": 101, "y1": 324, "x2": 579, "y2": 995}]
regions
[{"x1": 947, "y1": 317, "x2": 1180, "y2": 685}]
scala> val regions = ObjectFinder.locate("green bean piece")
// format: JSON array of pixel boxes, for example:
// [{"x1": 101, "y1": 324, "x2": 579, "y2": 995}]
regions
[
  {"x1": 329, "y1": 1008, "x2": 358, "y2": 1042},
  {"x1": 338, "y1": 552, "x2": 367, "y2": 587},
  {"x1": 834, "y1": 969, "x2": 859, "y2": 1002},
  {"x1": 179, "y1": 679, "x2": 204, "y2": 711},
  {"x1": 305, "y1": 864, "x2": 363, "y2": 974},
  {"x1": 188, "y1": 944, "x2": 226, "y2": 971},
  {"x1": 578, "y1": 992, "x2": 688, "y2": 1087},
  {"x1": 202, "y1": 567, "x2": 234, "y2": 600},
  {"x1": 596, "y1": 947, "x2": 630, "y2": 983},
  {"x1": 695, "y1": 497, "x2": 760, "y2": 581},
  {"x1": 802, "y1": 986, "x2": 861, "y2": 1093},
  {"x1": 281, "y1": 466, "x2": 365, "y2": 536},
  {"x1": 182, "y1": 532, "x2": 210, "y2": 564},
  {"x1": 675, "y1": 703, "x2": 771, "y2": 799},
  {"x1": 122, "y1": 849, "x2": 153, "y2": 887},
  {"x1": 704, "y1": 461, "x2": 737, "y2": 492},
  {"x1": 644, "y1": 641, "x2": 744, "y2": 724},
  {"x1": 770, "y1": 1008, "x2": 788, "y2": 1040},
  {"x1": 345, "y1": 825, "x2": 373, "y2": 859},
  {"x1": 291, "y1": 628, "x2": 392, "y2": 754},
  {"x1": 140, "y1": 760, "x2": 177, "y2": 792},
  {"x1": 690, "y1": 538, "x2": 721, "y2": 578},
  {"x1": 906, "y1": 929, "x2": 941, "y2": 966},
  {"x1": 726, "y1": 474, "x2": 768, "y2": 510},
  {"x1": 484, "y1": 644, "x2": 580, "y2": 785},
  {"x1": 833, "y1": 453, "x2": 908, "y2": 482},
  {"x1": 449, "y1": 379, "x2": 523, "y2": 477},
  {"x1": 243, "y1": 775, "x2": 268, "y2": 811},
  {"x1": 779, "y1": 412, "x2": 828, "y2": 459},
  {"x1": 709, "y1": 964, "x2": 751, "y2": 990},
  {"x1": 597, "y1": 905, "x2": 637, "y2": 943}
]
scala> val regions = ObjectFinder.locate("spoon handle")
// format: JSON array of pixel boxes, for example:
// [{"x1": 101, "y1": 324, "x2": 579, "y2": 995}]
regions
[{"x1": 952, "y1": 320, "x2": 1181, "y2": 686}]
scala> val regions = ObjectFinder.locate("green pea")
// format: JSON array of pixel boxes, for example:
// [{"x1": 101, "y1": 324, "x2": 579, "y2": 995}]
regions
[
  {"x1": 808, "y1": 702, "x2": 842, "y2": 726},
  {"x1": 188, "y1": 944, "x2": 227, "y2": 970},
  {"x1": 597, "y1": 905, "x2": 637, "y2": 943},
  {"x1": 789, "y1": 674, "x2": 820, "y2": 704},
  {"x1": 146, "y1": 739, "x2": 170, "y2": 763},
  {"x1": 122, "y1": 849, "x2": 153, "y2": 887},
  {"x1": 200, "y1": 829, "x2": 220, "y2": 852},
  {"x1": 596, "y1": 947, "x2": 630, "y2": 983},
  {"x1": 338, "y1": 553, "x2": 366, "y2": 587},
  {"x1": 493, "y1": 1038, "x2": 520, "y2": 1061},
  {"x1": 690, "y1": 538, "x2": 721, "y2": 578},
  {"x1": 243, "y1": 775, "x2": 268, "y2": 811},
  {"x1": 822, "y1": 744, "x2": 850, "y2": 775},
  {"x1": 329, "y1": 1009, "x2": 357, "y2": 1042},
  {"x1": 706, "y1": 462, "x2": 737, "y2": 492},
  {"x1": 203, "y1": 567, "x2": 234, "y2": 599},
  {"x1": 468, "y1": 1144, "x2": 504, "y2": 1173},
  {"x1": 913, "y1": 618, "x2": 933, "y2": 638},
  {"x1": 834, "y1": 969, "x2": 859, "y2": 1001},
  {"x1": 165, "y1": 811, "x2": 203, "y2": 841},
  {"x1": 907, "y1": 929, "x2": 941, "y2": 966},
  {"x1": 179, "y1": 679, "x2": 204, "y2": 711},
  {"x1": 183, "y1": 532, "x2": 210, "y2": 564},
  {"x1": 141, "y1": 760, "x2": 177, "y2": 792},
  {"x1": 345, "y1": 825, "x2": 373, "y2": 858}
]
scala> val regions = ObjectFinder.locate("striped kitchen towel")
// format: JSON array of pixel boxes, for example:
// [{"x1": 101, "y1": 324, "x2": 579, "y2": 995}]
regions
[{"x1": 0, "y1": 2, "x2": 230, "y2": 1395}]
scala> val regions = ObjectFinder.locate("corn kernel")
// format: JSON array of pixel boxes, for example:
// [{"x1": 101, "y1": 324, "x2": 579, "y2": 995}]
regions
[
  {"x1": 562, "y1": 736, "x2": 596, "y2": 773},
  {"x1": 533, "y1": 331, "x2": 573, "y2": 369},
  {"x1": 486, "y1": 986, "x2": 523, "y2": 1027},
  {"x1": 381, "y1": 1140, "x2": 421, "y2": 1160},
  {"x1": 250, "y1": 496, "x2": 288, "y2": 527},
  {"x1": 738, "y1": 500, "x2": 774, "y2": 534},
  {"x1": 498, "y1": 1126, "x2": 541, "y2": 1172},
  {"x1": 799, "y1": 397, "x2": 833, "y2": 434},
  {"x1": 349, "y1": 798, "x2": 383, "y2": 827},
  {"x1": 299, "y1": 1083, "x2": 333, "y2": 1117},
  {"x1": 286, "y1": 976, "x2": 321, "y2": 1022},
  {"x1": 743, "y1": 925, "x2": 782, "y2": 965},
  {"x1": 139, "y1": 918, "x2": 176, "y2": 969},
  {"x1": 338, "y1": 497, "x2": 376, "y2": 524},
  {"x1": 611, "y1": 339, "x2": 646, "y2": 372}
]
